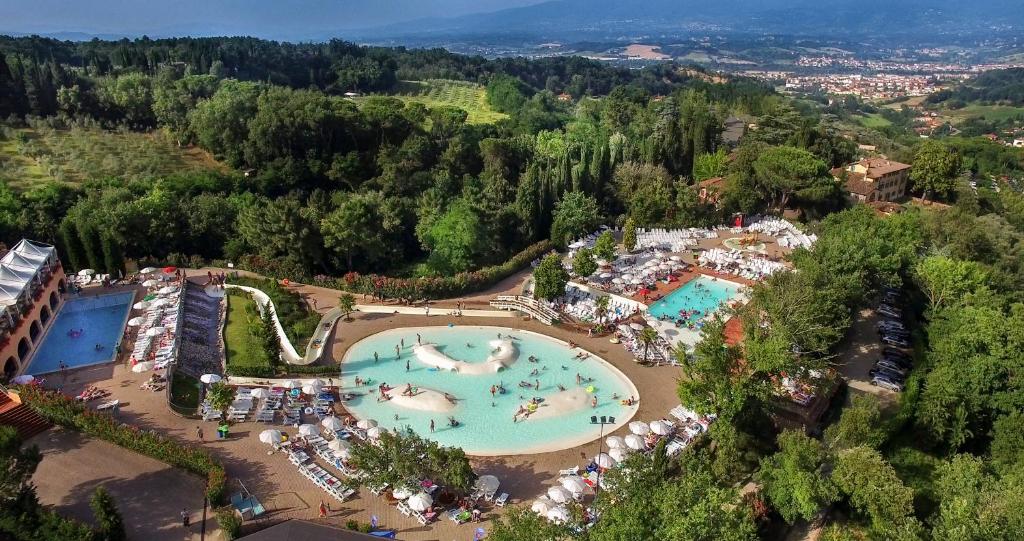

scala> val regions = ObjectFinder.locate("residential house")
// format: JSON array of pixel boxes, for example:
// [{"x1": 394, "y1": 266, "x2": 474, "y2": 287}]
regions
[{"x1": 833, "y1": 157, "x2": 912, "y2": 204}]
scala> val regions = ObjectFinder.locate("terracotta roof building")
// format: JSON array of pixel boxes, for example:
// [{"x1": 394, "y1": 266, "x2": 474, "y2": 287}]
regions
[
  {"x1": 697, "y1": 176, "x2": 727, "y2": 207},
  {"x1": 833, "y1": 157, "x2": 912, "y2": 204}
]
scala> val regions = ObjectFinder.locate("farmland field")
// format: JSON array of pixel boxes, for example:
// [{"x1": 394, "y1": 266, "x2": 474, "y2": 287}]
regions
[
  {"x1": 943, "y1": 104, "x2": 1024, "y2": 123},
  {"x1": 856, "y1": 113, "x2": 893, "y2": 129},
  {"x1": 0, "y1": 126, "x2": 227, "y2": 192},
  {"x1": 353, "y1": 79, "x2": 508, "y2": 125}
]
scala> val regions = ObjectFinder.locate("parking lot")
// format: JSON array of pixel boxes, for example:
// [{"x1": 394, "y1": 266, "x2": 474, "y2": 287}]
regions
[{"x1": 835, "y1": 305, "x2": 900, "y2": 404}]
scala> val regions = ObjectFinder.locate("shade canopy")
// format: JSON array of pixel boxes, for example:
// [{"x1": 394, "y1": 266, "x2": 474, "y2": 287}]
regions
[
  {"x1": 301, "y1": 384, "x2": 322, "y2": 395},
  {"x1": 407, "y1": 492, "x2": 433, "y2": 512},
  {"x1": 321, "y1": 417, "x2": 344, "y2": 430},
  {"x1": 546, "y1": 506, "x2": 570, "y2": 523},
  {"x1": 328, "y1": 439, "x2": 351, "y2": 452},
  {"x1": 131, "y1": 361, "x2": 154, "y2": 373},
  {"x1": 149, "y1": 298, "x2": 168, "y2": 308},
  {"x1": 560, "y1": 476, "x2": 587, "y2": 494},
  {"x1": 356, "y1": 419, "x2": 378, "y2": 429},
  {"x1": 611, "y1": 278, "x2": 624, "y2": 284},
  {"x1": 547, "y1": 486, "x2": 572, "y2": 503},
  {"x1": 392, "y1": 486, "x2": 413, "y2": 500},
  {"x1": 162, "y1": 266, "x2": 177, "y2": 273},
  {"x1": 531, "y1": 498, "x2": 555, "y2": 514},
  {"x1": 649, "y1": 420, "x2": 674, "y2": 435},
  {"x1": 628, "y1": 421, "x2": 650, "y2": 435},
  {"x1": 605, "y1": 436, "x2": 626, "y2": 449},
  {"x1": 282, "y1": 379, "x2": 301, "y2": 389},
  {"x1": 133, "y1": 301, "x2": 149, "y2": 310},
  {"x1": 609, "y1": 447, "x2": 630, "y2": 462},
  {"x1": 475, "y1": 475, "x2": 499, "y2": 493},
  {"x1": 158, "y1": 286, "x2": 177, "y2": 295},
  {"x1": 259, "y1": 429, "x2": 283, "y2": 444},
  {"x1": 250, "y1": 388, "x2": 271, "y2": 399},
  {"x1": 140, "y1": 267, "x2": 157, "y2": 274},
  {"x1": 127, "y1": 317, "x2": 145, "y2": 327},
  {"x1": 298, "y1": 424, "x2": 319, "y2": 437},
  {"x1": 145, "y1": 326, "x2": 166, "y2": 337},
  {"x1": 11, "y1": 374, "x2": 34, "y2": 385},
  {"x1": 142, "y1": 280, "x2": 159, "y2": 287},
  {"x1": 624, "y1": 434, "x2": 647, "y2": 450},
  {"x1": 629, "y1": 323, "x2": 645, "y2": 331},
  {"x1": 199, "y1": 373, "x2": 222, "y2": 384},
  {"x1": 594, "y1": 452, "x2": 616, "y2": 468}
]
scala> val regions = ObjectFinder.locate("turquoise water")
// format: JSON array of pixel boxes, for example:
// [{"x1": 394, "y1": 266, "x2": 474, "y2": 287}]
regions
[
  {"x1": 341, "y1": 326, "x2": 637, "y2": 455},
  {"x1": 647, "y1": 276, "x2": 742, "y2": 325},
  {"x1": 24, "y1": 293, "x2": 133, "y2": 375}
]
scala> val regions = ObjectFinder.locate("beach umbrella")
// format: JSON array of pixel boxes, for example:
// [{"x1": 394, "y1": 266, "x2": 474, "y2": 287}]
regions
[
  {"x1": 630, "y1": 277, "x2": 643, "y2": 285},
  {"x1": 629, "y1": 323, "x2": 645, "y2": 331},
  {"x1": 127, "y1": 317, "x2": 145, "y2": 327},
  {"x1": 158, "y1": 286, "x2": 177, "y2": 295},
  {"x1": 605, "y1": 435, "x2": 626, "y2": 449},
  {"x1": 356, "y1": 418, "x2": 378, "y2": 429},
  {"x1": 140, "y1": 267, "x2": 157, "y2": 274},
  {"x1": 407, "y1": 492, "x2": 433, "y2": 512},
  {"x1": 475, "y1": 475, "x2": 499, "y2": 493},
  {"x1": 596, "y1": 259, "x2": 609, "y2": 267},
  {"x1": 621, "y1": 273, "x2": 633, "y2": 281},
  {"x1": 560, "y1": 476, "x2": 587, "y2": 494},
  {"x1": 307, "y1": 378, "x2": 326, "y2": 388},
  {"x1": 546, "y1": 506, "x2": 570, "y2": 523},
  {"x1": 142, "y1": 279, "x2": 159, "y2": 287},
  {"x1": 547, "y1": 486, "x2": 572, "y2": 504},
  {"x1": 328, "y1": 439, "x2": 351, "y2": 452},
  {"x1": 594, "y1": 453, "x2": 616, "y2": 468},
  {"x1": 609, "y1": 447, "x2": 630, "y2": 462},
  {"x1": 628, "y1": 421, "x2": 650, "y2": 435},
  {"x1": 78, "y1": 269, "x2": 95, "y2": 276},
  {"x1": 258, "y1": 429, "x2": 283, "y2": 444},
  {"x1": 599, "y1": 272, "x2": 612, "y2": 279},
  {"x1": 149, "y1": 298, "x2": 168, "y2": 308},
  {"x1": 334, "y1": 447, "x2": 352, "y2": 460},
  {"x1": 637, "y1": 288, "x2": 650, "y2": 296},
  {"x1": 611, "y1": 278, "x2": 623, "y2": 284},
  {"x1": 298, "y1": 424, "x2": 319, "y2": 437},
  {"x1": 366, "y1": 426, "x2": 383, "y2": 439},
  {"x1": 321, "y1": 417, "x2": 344, "y2": 431},
  {"x1": 11, "y1": 374, "x2": 34, "y2": 385},
  {"x1": 162, "y1": 266, "x2": 177, "y2": 274},
  {"x1": 624, "y1": 434, "x2": 647, "y2": 450},
  {"x1": 531, "y1": 498, "x2": 555, "y2": 515},
  {"x1": 282, "y1": 379, "x2": 301, "y2": 389},
  {"x1": 199, "y1": 373, "x2": 222, "y2": 384},
  {"x1": 131, "y1": 361, "x2": 153, "y2": 373},
  {"x1": 669, "y1": 256, "x2": 681, "y2": 261},
  {"x1": 301, "y1": 383, "x2": 322, "y2": 395},
  {"x1": 145, "y1": 326, "x2": 166, "y2": 337},
  {"x1": 392, "y1": 486, "x2": 413, "y2": 500},
  {"x1": 132, "y1": 301, "x2": 149, "y2": 310},
  {"x1": 659, "y1": 263, "x2": 672, "y2": 270},
  {"x1": 250, "y1": 388, "x2": 270, "y2": 399},
  {"x1": 649, "y1": 420, "x2": 673, "y2": 435}
]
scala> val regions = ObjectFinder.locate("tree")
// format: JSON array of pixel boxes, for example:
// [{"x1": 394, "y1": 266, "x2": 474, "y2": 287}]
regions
[
  {"x1": 911, "y1": 140, "x2": 962, "y2": 202},
  {"x1": 550, "y1": 191, "x2": 600, "y2": 249},
  {"x1": 533, "y1": 254, "x2": 569, "y2": 301},
  {"x1": 594, "y1": 295, "x2": 611, "y2": 325},
  {"x1": 931, "y1": 454, "x2": 1024, "y2": 541},
  {"x1": 488, "y1": 507, "x2": 570, "y2": 541},
  {"x1": 613, "y1": 162, "x2": 675, "y2": 226},
  {"x1": 914, "y1": 255, "x2": 987, "y2": 312},
  {"x1": 418, "y1": 199, "x2": 486, "y2": 275},
  {"x1": 571, "y1": 247, "x2": 597, "y2": 278},
  {"x1": 593, "y1": 230, "x2": 616, "y2": 262},
  {"x1": 693, "y1": 148, "x2": 729, "y2": 182},
  {"x1": 757, "y1": 430, "x2": 838, "y2": 523},
  {"x1": 824, "y1": 394, "x2": 887, "y2": 451},
  {"x1": 206, "y1": 382, "x2": 236, "y2": 420},
  {"x1": 676, "y1": 318, "x2": 762, "y2": 423},
  {"x1": 622, "y1": 217, "x2": 637, "y2": 252},
  {"x1": 832, "y1": 446, "x2": 918, "y2": 533},
  {"x1": 637, "y1": 326, "x2": 658, "y2": 363},
  {"x1": 990, "y1": 411, "x2": 1024, "y2": 477},
  {"x1": 338, "y1": 293, "x2": 356, "y2": 321},
  {"x1": 89, "y1": 487, "x2": 126, "y2": 541},
  {"x1": 321, "y1": 191, "x2": 403, "y2": 272},
  {"x1": 0, "y1": 426, "x2": 41, "y2": 501},
  {"x1": 189, "y1": 80, "x2": 263, "y2": 166},
  {"x1": 751, "y1": 146, "x2": 832, "y2": 212}
]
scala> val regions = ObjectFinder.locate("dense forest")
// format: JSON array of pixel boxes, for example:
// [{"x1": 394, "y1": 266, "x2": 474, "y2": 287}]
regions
[
  {"x1": 0, "y1": 35, "x2": 854, "y2": 282},
  {"x1": 926, "y1": 68, "x2": 1024, "y2": 107}
]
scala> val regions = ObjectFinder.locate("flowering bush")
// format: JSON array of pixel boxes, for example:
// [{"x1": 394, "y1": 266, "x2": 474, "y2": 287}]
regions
[{"x1": 15, "y1": 386, "x2": 228, "y2": 504}]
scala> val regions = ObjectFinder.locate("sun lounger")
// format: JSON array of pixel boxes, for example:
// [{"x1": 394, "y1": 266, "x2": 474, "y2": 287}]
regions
[
  {"x1": 396, "y1": 502, "x2": 412, "y2": 516},
  {"x1": 495, "y1": 492, "x2": 509, "y2": 507},
  {"x1": 96, "y1": 399, "x2": 119, "y2": 411},
  {"x1": 559, "y1": 466, "x2": 579, "y2": 477}
]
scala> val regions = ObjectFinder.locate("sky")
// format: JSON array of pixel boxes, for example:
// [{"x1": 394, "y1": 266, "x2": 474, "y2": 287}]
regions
[{"x1": 0, "y1": 0, "x2": 548, "y2": 40}]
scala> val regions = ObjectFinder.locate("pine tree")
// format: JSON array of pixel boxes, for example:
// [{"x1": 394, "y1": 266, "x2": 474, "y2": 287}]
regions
[{"x1": 89, "y1": 486, "x2": 127, "y2": 541}]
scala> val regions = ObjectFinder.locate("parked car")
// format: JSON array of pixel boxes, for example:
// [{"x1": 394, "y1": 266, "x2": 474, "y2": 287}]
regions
[
  {"x1": 878, "y1": 308, "x2": 902, "y2": 319},
  {"x1": 878, "y1": 303, "x2": 903, "y2": 315},
  {"x1": 878, "y1": 318, "x2": 905, "y2": 329},
  {"x1": 878, "y1": 328, "x2": 910, "y2": 339},
  {"x1": 881, "y1": 335, "x2": 911, "y2": 348},
  {"x1": 883, "y1": 347, "x2": 912, "y2": 361},
  {"x1": 875, "y1": 359, "x2": 909, "y2": 376},
  {"x1": 871, "y1": 374, "x2": 905, "y2": 392},
  {"x1": 880, "y1": 353, "x2": 913, "y2": 370}
]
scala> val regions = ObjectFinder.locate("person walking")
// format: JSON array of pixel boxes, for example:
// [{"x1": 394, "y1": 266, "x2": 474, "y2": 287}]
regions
[
  {"x1": 195, "y1": 426, "x2": 203, "y2": 441},
  {"x1": 430, "y1": 419, "x2": 435, "y2": 433},
  {"x1": 318, "y1": 500, "x2": 328, "y2": 518},
  {"x1": 181, "y1": 508, "x2": 190, "y2": 527},
  {"x1": 374, "y1": 352, "x2": 379, "y2": 363}
]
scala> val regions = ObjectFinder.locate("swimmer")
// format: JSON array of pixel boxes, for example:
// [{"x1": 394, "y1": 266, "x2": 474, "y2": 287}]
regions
[
  {"x1": 529, "y1": 369, "x2": 539, "y2": 377},
  {"x1": 443, "y1": 392, "x2": 456, "y2": 405},
  {"x1": 416, "y1": 333, "x2": 421, "y2": 345},
  {"x1": 374, "y1": 352, "x2": 379, "y2": 363},
  {"x1": 557, "y1": 384, "x2": 566, "y2": 391},
  {"x1": 490, "y1": 385, "x2": 497, "y2": 397},
  {"x1": 591, "y1": 397, "x2": 598, "y2": 408},
  {"x1": 466, "y1": 342, "x2": 473, "y2": 348}
]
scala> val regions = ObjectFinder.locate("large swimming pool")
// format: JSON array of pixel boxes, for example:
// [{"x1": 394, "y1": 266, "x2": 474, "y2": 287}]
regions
[
  {"x1": 24, "y1": 292, "x2": 133, "y2": 375},
  {"x1": 341, "y1": 326, "x2": 638, "y2": 456},
  {"x1": 647, "y1": 275, "x2": 743, "y2": 325}
]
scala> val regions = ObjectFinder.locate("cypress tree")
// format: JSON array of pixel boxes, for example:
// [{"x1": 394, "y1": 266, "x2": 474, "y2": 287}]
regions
[{"x1": 57, "y1": 219, "x2": 86, "y2": 271}]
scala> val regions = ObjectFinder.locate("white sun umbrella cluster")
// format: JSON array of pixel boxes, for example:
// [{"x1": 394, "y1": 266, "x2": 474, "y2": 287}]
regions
[
  {"x1": 322, "y1": 417, "x2": 344, "y2": 431},
  {"x1": 594, "y1": 452, "x2": 616, "y2": 469},
  {"x1": 628, "y1": 421, "x2": 650, "y2": 435},
  {"x1": 532, "y1": 497, "x2": 556, "y2": 514},
  {"x1": 259, "y1": 429, "x2": 283, "y2": 444},
  {"x1": 624, "y1": 434, "x2": 647, "y2": 451},
  {"x1": 407, "y1": 492, "x2": 433, "y2": 512},
  {"x1": 547, "y1": 486, "x2": 572, "y2": 504},
  {"x1": 199, "y1": 373, "x2": 221, "y2": 384},
  {"x1": 298, "y1": 424, "x2": 320, "y2": 437}
]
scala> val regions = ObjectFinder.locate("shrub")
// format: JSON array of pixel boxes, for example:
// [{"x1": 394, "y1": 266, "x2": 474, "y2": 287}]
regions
[
  {"x1": 345, "y1": 519, "x2": 360, "y2": 530},
  {"x1": 216, "y1": 508, "x2": 242, "y2": 540},
  {"x1": 15, "y1": 387, "x2": 228, "y2": 505}
]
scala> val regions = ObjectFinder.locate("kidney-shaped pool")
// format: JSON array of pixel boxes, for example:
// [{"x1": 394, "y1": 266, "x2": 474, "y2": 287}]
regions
[{"x1": 340, "y1": 326, "x2": 639, "y2": 455}]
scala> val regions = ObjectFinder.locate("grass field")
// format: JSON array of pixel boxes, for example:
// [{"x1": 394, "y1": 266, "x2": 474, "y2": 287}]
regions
[
  {"x1": 944, "y1": 104, "x2": 1024, "y2": 123},
  {"x1": 0, "y1": 126, "x2": 227, "y2": 192},
  {"x1": 224, "y1": 291, "x2": 271, "y2": 370},
  {"x1": 856, "y1": 113, "x2": 893, "y2": 129},
  {"x1": 353, "y1": 79, "x2": 508, "y2": 125}
]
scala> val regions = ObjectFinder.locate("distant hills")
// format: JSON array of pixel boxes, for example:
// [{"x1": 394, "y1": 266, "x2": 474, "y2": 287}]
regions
[{"x1": 353, "y1": 0, "x2": 1024, "y2": 42}]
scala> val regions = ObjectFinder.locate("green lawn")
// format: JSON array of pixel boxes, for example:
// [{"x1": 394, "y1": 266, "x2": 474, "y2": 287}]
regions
[
  {"x1": 353, "y1": 79, "x2": 508, "y2": 125},
  {"x1": 224, "y1": 291, "x2": 271, "y2": 370},
  {"x1": 0, "y1": 126, "x2": 226, "y2": 192},
  {"x1": 857, "y1": 113, "x2": 893, "y2": 129},
  {"x1": 949, "y1": 104, "x2": 1024, "y2": 123}
]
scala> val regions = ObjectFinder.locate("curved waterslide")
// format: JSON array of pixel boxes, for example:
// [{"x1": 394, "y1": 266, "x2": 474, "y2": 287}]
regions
[
  {"x1": 412, "y1": 339, "x2": 517, "y2": 374},
  {"x1": 224, "y1": 284, "x2": 341, "y2": 366}
]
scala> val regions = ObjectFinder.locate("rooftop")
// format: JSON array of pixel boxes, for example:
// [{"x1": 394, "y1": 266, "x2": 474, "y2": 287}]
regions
[
  {"x1": 858, "y1": 157, "x2": 911, "y2": 177},
  {"x1": 0, "y1": 240, "x2": 58, "y2": 305}
]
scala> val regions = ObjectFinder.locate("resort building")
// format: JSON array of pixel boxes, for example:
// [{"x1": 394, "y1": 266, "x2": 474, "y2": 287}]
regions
[
  {"x1": 0, "y1": 240, "x2": 66, "y2": 380},
  {"x1": 833, "y1": 157, "x2": 912, "y2": 204}
]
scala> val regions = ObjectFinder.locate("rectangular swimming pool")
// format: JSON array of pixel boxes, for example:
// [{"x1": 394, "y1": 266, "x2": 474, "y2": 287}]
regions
[
  {"x1": 23, "y1": 292, "x2": 134, "y2": 375},
  {"x1": 647, "y1": 275, "x2": 742, "y2": 325}
]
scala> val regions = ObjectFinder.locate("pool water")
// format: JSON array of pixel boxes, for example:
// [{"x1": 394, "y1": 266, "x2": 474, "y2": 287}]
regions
[
  {"x1": 24, "y1": 293, "x2": 133, "y2": 375},
  {"x1": 647, "y1": 275, "x2": 742, "y2": 325},
  {"x1": 341, "y1": 326, "x2": 638, "y2": 456}
]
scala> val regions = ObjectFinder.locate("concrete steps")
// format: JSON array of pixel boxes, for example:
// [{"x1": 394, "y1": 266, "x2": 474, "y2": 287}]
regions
[{"x1": 0, "y1": 390, "x2": 50, "y2": 440}]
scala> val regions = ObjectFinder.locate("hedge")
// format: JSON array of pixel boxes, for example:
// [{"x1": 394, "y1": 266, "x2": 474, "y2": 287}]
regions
[
  {"x1": 225, "y1": 364, "x2": 340, "y2": 378},
  {"x1": 15, "y1": 386, "x2": 228, "y2": 504},
  {"x1": 217, "y1": 240, "x2": 553, "y2": 302}
]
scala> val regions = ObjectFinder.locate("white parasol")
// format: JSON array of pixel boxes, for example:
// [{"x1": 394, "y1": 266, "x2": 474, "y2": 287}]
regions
[
  {"x1": 158, "y1": 286, "x2": 177, "y2": 295},
  {"x1": 127, "y1": 317, "x2": 145, "y2": 327},
  {"x1": 594, "y1": 452, "x2": 616, "y2": 468},
  {"x1": 78, "y1": 269, "x2": 95, "y2": 276},
  {"x1": 629, "y1": 421, "x2": 650, "y2": 435},
  {"x1": 250, "y1": 388, "x2": 271, "y2": 399},
  {"x1": 669, "y1": 256, "x2": 681, "y2": 261},
  {"x1": 131, "y1": 361, "x2": 154, "y2": 373},
  {"x1": 475, "y1": 475, "x2": 500, "y2": 493},
  {"x1": 531, "y1": 497, "x2": 555, "y2": 514},
  {"x1": 605, "y1": 435, "x2": 626, "y2": 449},
  {"x1": 609, "y1": 447, "x2": 630, "y2": 462},
  {"x1": 132, "y1": 301, "x2": 149, "y2": 310},
  {"x1": 328, "y1": 439, "x2": 351, "y2": 452},
  {"x1": 142, "y1": 279, "x2": 159, "y2": 287},
  {"x1": 356, "y1": 418, "x2": 378, "y2": 429},
  {"x1": 148, "y1": 298, "x2": 168, "y2": 308},
  {"x1": 298, "y1": 424, "x2": 320, "y2": 437},
  {"x1": 199, "y1": 373, "x2": 222, "y2": 384},
  {"x1": 258, "y1": 429, "x2": 282, "y2": 444},
  {"x1": 546, "y1": 506, "x2": 570, "y2": 523},
  {"x1": 282, "y1": 379, "x2": 301, "y2": 389},
  {"x1": 407, "y1": 492, "x2": 433, "y2": 512},
  {"x1": 621, "y1": 273, "x2": 634, "y2": 281},
  {"x1": 560, "y1": 476, "x2": 587, "y2": 494},
  {"x1": 392, "y1": 486, "x2": 413, "y2": 500},
  {"x1": 599, "y1": 272, "x2": 612, "y2": 279},
  {"x1": 145, "y1": 326, "x2": 166, "y2": 337},
  {"x1": 140, "y1": 267, "x2": 157, "y2": 274},
  {"x1": 625, "y1": 434, "x2": 647, "y2": 450},
  {"x1": 301, "y1": 383, "x2": 322, "y2": 396},
  {"x1": 611, "y1": 277, "x2": 624, "y2": 284},
  {"x1": 366, "y1": 426, "x2": 383, "y2": 439},
  {"x1": 547, "y1": 486, "x2": 572, "y2": 503},
  {"x1": 321, "y1": 417, "x2": 344, "y2": 431},
  {"x1": 649, "y1": 420, "x2": 674, "y2": 435},
  {"x1": 11, "y1": 374, "x2": 34, "y2": 385}
]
